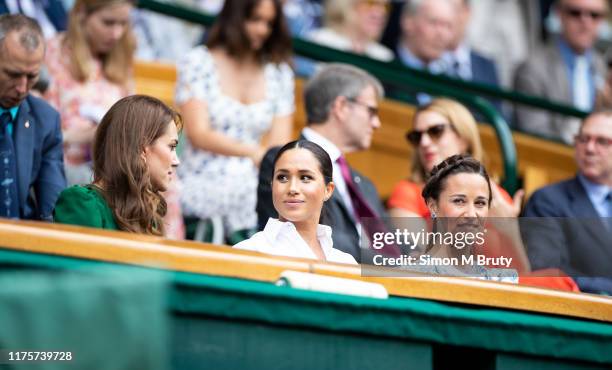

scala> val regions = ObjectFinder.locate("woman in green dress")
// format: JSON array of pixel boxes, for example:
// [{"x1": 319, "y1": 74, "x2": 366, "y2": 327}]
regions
[{"x1": 54, "y1": 95, "x2": 182, "y2": 235}]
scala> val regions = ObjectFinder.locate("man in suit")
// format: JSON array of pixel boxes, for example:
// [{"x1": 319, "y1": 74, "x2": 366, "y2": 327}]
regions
[
  {"x1": 514, "y1": 0, "x2": 608, "y2": 144},
  {"x1": 0, "y1": 14, "x2": 66, "y2": 220},
  {"x1": 522, "y1": 110, "x2": 612, "y2": 293},
  {"x1": 256, "y1": 63, "x2": 387, "y2": 262},
  {"x1": 444, "y1": 0, "x2": 500, "y2": 87},
  {"x1": 393, "y1": 0, "x2": 455, "y2": 105}
]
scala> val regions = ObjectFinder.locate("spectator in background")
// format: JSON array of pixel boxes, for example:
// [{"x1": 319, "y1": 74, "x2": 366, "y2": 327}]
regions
[
  {"x1": 176, "y1": 0, "x2": 294, "y2": 243},
  {"x1": 396, "y1": 0, "x2": 454, "y2": 74},
  {"x1": 444, "y1": 0, "x2": 500, "y2": 88},
  {"x1": 55, "y1": 95, "x2": 182, "y2": 235},
  {"x1": 394, "y1": 0, "x2": 455, "y2": 104},
  {"x1": 514, "y1": 0, "x2": 608, "y2": 144},
  {"x1": 257, "y1": 63, "x2": 387, "y2": 262},
  {"x1": 44, "y1": 0, "x2": 136, "y2": 186},
  {"x1": 0, "y1": 0, "x2": 67, "y2": 39},
  {"x1": 306, "y1": 0, "x2": 393, "y2": 62},
  {"x1": 44, "y1": 0, "x2": 185, "y2": 238},
  {"x1": 0, "y1": 14, "x2": 66, "y2": 220},
  {"x1": 522, "y1": 110, "x2": 612, "y2": 294},
  {"x1": 132, "y1": 0, "x2": 222, "y2": 62}
]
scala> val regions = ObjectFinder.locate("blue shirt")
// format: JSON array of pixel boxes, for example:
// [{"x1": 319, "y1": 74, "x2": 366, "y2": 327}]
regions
[
  {"x1": 396, "y1": 44, "x2": 447, "y2": 74},
  {"x1": 557, "y1": 37, "x2": 596, "y2": 110},
  {"x1": 578, "y1": 173, "x2": 612, "y2": 218},
  {"x1": 0, "y1": 106, "x2": 20, "y2": 136}
]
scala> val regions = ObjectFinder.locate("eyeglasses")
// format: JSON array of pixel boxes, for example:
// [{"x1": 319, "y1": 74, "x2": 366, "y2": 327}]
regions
[
  {"x1": 406, "y1": 124, "x2": 449, "y2": 145},
  {"x1": 347, "y1": 98, "x2": 379, "y2": 119},
  {"x1": 357, "y1": 0, "x2": 391, "y2": 13},
  {"x1": 575, "y1": 134, "x2": 612, "y2": 148},
  {"x1": 563, "y1": 6, "x2": 606, "y2": 21}
]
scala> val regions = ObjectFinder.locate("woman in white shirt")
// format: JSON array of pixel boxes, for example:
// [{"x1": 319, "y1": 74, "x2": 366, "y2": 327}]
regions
[{"x1": 234, "y1": 140, "x2": 357, "y2": 265}]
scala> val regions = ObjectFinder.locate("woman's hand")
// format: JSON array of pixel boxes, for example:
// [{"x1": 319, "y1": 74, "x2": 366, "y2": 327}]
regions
[
  {"x1": 489, "y1": 182, "x2": 524, "y2": 217},
  {"x1": 248, "y1": 145, "x2": 267, "y2": 168}
]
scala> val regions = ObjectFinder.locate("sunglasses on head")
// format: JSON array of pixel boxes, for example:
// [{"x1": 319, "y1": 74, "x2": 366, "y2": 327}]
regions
[
  {"x1": 406, "y1": 124, "x2": 449, "y2": 145},
  {"x1": 563, "y1": 6, "x2": 605, "y2": 20}
]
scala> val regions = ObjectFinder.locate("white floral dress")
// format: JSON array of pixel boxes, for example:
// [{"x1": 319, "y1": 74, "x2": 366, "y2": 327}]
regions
[{"x1": 175, "y1": 46, "x2": 294, "y2": 233}]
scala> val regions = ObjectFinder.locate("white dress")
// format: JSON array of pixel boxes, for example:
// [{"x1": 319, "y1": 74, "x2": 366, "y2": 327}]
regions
[
  {"x1": 175, "y1": 46, "x2": 295, "y2": 233},
  {"x1": 234, "y1": 218, "x2": 358, "y2": 265}
]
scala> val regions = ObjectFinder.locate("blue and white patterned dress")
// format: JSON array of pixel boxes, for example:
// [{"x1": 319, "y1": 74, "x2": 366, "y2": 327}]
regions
[{"x1": 175, "y1": 46, "x2": 294, "y2": 233}]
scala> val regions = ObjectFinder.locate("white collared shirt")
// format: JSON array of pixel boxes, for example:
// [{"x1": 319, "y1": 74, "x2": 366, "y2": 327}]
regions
[
  {"x1": 301, "y1": 128, "x2": 358, "y2": 223},
  {"x1": 234, "y1": 218, "x2": 357, "y2": 265}
]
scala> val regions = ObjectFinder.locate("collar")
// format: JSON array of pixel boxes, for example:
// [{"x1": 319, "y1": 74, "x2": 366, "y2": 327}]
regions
[
  {"x1": 302, "y1": 128, "x2": 342, "y2": 162},
  {"x1": 397, "y1": 43, "x2": 446, "y2": 74},
  {"x1": 557, "y1": 36, "x2": 593, "y2": 70},
  {"x1": 263, "y1": 218, "x2": 334, "y2": 255},
  {"x1": 578, "y1": 173, "x2": 611, "y2": 204},
  {"x1": 0, "y1": 106, "x2": 20, "y2": 121},
  {"x1": 450, "y1": 43, "x2": 471, "y2": 66}
]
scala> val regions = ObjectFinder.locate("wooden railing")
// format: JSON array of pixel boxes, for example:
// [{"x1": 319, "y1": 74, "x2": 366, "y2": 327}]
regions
[
  {"x1": 134, "y1": 61, "x2": 575, "y2": 199},
  {"x1": 1, "y1": 220, "x2": 610, "y2": 322}
]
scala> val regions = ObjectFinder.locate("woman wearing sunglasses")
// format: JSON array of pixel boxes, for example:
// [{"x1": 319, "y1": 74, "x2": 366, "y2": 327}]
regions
[
  {"x1": 387, "y1": 98, "x2": 532, "y2": 273},
  {"x1": 388, "y1": 98, "x2": 524, "y2": 219}
]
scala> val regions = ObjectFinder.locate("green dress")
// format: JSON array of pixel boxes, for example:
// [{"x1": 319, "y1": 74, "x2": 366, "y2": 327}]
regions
[{"x1": 53, "y1": 185, "x2": 118, "y2": 230}]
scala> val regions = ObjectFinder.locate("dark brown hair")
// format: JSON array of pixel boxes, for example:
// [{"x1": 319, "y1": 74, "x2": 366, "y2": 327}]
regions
[
  {"x1": 206, "y1": 0, "x2": 292, "y2": 64},
  {"x1": 422, "y1": 154, "x2": 492, "y2": 206},
  {"x1": 93, "y1": 95, "x2": 182, "y2": 236}
]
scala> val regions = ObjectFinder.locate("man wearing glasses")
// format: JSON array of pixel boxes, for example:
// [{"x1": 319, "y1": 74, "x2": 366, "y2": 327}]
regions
[
  {"x1": 522, "y1": 110, "x2": 612, "y2": 294},
  {"x1": 514, "y1": 0, "x2": 608, "y2": 144}
]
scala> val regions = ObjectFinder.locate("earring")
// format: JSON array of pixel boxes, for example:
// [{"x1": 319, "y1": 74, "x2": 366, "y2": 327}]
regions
[{"x1": 431, "y1": 212, "x2": 437, "y2": 219}]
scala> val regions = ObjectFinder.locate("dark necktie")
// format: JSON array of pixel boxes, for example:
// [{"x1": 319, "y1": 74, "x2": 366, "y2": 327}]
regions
[
  {"x1": 336, "y1": 156, "x2": 400, "y2": 256},
  {"x1": 0, "y1": 112, "x2": 20, "y2": 218},
  {"x1": 605, "y1": 192, "x2": 612, "y2": 232}
]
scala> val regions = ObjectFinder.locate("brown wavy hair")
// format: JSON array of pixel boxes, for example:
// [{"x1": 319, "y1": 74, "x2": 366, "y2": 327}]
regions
[
  {"x1": 93, "y1": 95, "x2": 183, "y2": 236},
  {"x1": 63, "y1": 0, "x2": 136, "y2": 86},
  {"x1": 206, "y1": 0, "x2": 292, "y2": 64}
]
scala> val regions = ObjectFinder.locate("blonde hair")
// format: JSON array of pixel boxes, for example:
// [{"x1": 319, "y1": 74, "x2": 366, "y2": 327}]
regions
[
  {"x1": 324, "y1": 0, "x2": 357, "y2": 31},
  {"x1": 63, "y1": 0, "x2": 136, "y2": 86},
  {"x1": 410, "y1": 98, "x2": 484, "y2": 183}
]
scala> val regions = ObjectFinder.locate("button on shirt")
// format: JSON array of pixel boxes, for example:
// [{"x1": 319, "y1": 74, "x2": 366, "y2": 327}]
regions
[{"x1": 234, "y1": 218, "x2": 357, "y2": 265}]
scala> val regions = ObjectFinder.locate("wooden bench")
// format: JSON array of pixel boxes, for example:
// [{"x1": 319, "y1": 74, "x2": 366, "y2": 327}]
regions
[{"x1": 135, "y1": 61, "x2": 576, "y2": 199}]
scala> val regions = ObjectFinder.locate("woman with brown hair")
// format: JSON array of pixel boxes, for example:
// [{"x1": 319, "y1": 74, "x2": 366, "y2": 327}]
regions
[
  {"x1": 44, "y1": 0, "x2": 136, "y2": 186},
  {"x1": 54, "y1": 95, "x2": 182, "y2": 236},
  {"x1": 176, "y1": 0, "x2": 294, "y2": 240}
]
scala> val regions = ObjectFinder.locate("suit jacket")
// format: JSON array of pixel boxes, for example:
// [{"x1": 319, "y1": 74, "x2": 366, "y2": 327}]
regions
[
  {"x1": 14, "y1": 95, "x2": 66, "y2": 220},
  {"x1": 521, "y1": 176, "x2": 612, "y2": 292},
  {"x1": 471, "y1": 51, "x2": 500, "y2": 87},
  {"x1": 513, "y1": 41, "x2": 605, "y2": 144},
  {"x1": 256, "y1": 137, "x2": 388, "y2": 263},
  {"x1": 0, "y1": 0, "x2": 67, "y2": 32}
]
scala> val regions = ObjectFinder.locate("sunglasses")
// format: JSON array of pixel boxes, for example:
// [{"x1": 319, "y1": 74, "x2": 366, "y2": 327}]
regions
[
  {"x1": 406, "y1": 124, "x2": 449, "y2": 145},
  {"x1": 563, "y1": 6, "x2": 606, "y2": 20}
]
